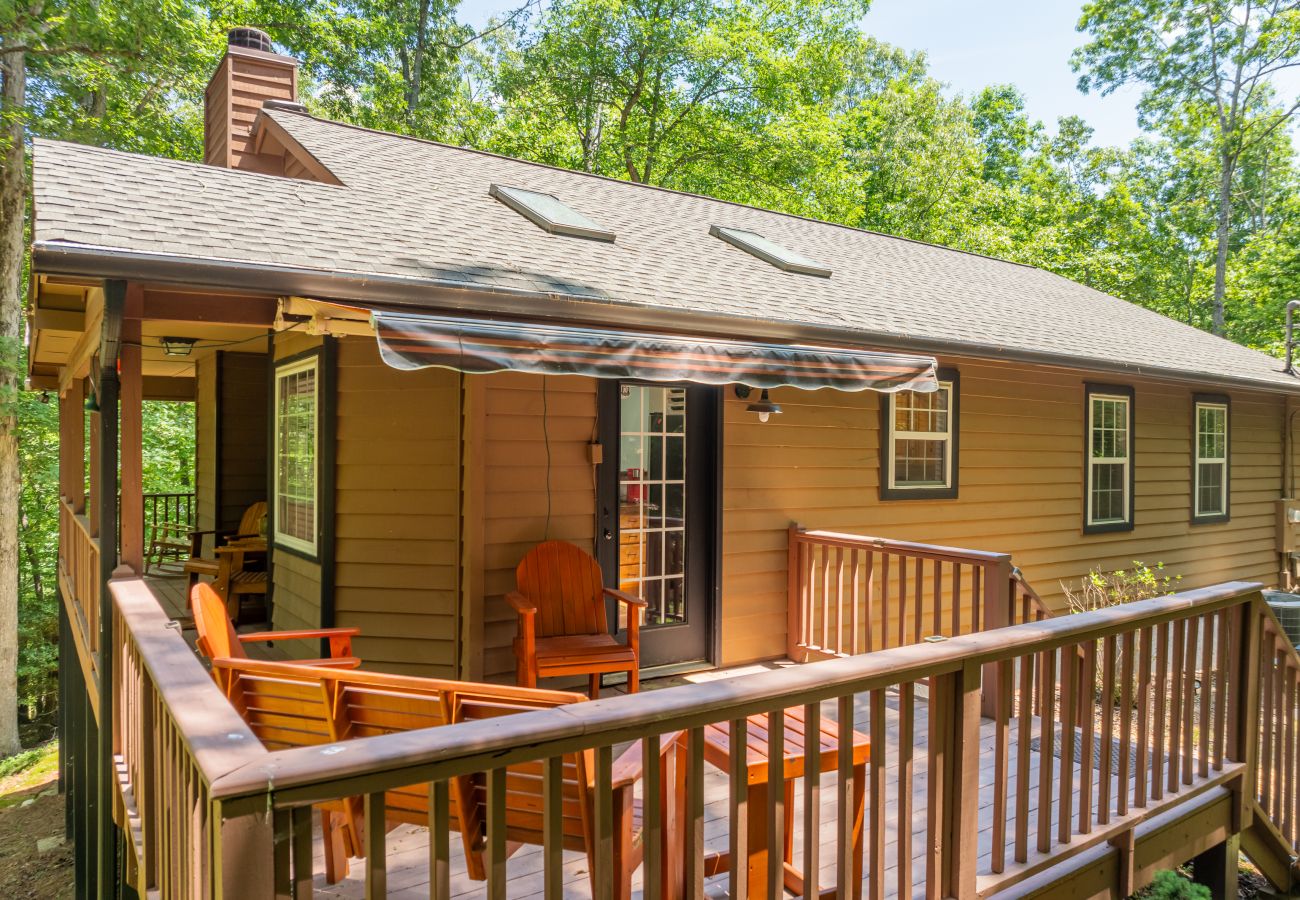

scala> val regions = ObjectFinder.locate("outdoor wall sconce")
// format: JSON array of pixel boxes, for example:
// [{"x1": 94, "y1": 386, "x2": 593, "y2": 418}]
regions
[
  {"x1": 734, "y1": 385, "x2": 782, "y2": 423},
  {"x1": 161, "y1": 336, "x2": 198, "y2": 357}
]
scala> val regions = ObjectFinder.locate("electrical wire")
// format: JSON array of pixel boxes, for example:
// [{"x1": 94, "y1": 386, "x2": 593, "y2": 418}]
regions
[{"x1": 542, "y1": 374, "x2": 552, "y2": 541}]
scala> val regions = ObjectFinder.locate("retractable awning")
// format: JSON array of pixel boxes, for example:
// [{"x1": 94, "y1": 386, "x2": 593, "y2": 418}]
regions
[{"x1": 372, "y1": 311, "x2": 939, "y2": 393}]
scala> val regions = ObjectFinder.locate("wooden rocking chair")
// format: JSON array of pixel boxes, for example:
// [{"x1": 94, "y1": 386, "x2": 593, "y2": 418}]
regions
[{"x1": 508, "y1": 540, "x2": 646, "y2": 697}]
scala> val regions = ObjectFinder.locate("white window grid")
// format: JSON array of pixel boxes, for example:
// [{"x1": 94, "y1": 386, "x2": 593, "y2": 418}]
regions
[
  {"x1": 619, "y1": 385, "x2": 687, "y2": 627},
  {"x1": 1087, "y1": 394, "x2": 1130, "y2": 526},
  {"x1": 273, "y1": 356, "x2": 319, "y2": 555},
  {"x1": 1194, "y1": 402, "x2": 1228, "y2": 518},
  {"x1": 887, "y1": 382, "x2": 953, "y2": 489}
]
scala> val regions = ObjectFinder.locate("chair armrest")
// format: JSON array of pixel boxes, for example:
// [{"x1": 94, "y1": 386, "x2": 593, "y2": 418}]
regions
[
  {"x1": 239, "y1": 627, "x2": 361, "y2": 642},
  {"x1": 239, "y1": 626, "x2": 360, "y2": 661},
  {"x1": 506, "y1": 591, "x2": 538, "y2": 615},
  {"x1": 604, "y1": 587, "x2": 647, "y2": 608}
]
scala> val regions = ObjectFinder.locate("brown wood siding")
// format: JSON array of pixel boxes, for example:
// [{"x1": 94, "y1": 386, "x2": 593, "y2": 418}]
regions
[
  {"x1": 333, "y1": 338, "x2": 461, "y2": 676},
  {"x1": 194, "y1": 355, "x2": 217, "y2": 535},
  {"x1": 720, "y1": 357, "x2": 1287, "y2": 665},
  {"x1": 269, "y1": 333, "x2": 323, "y2": 644},
  {"x1": 480, "y1": 373, "x2": 598, "y2": 680},
  {"x1": 204, "y1": 50, "x2": 295, "y2": 170},
  {"x1": 217, "y1": 352, "x2": 268, "y2": 531}
]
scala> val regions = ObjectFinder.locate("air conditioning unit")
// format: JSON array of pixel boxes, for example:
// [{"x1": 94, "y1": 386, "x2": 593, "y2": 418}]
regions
[{"x1": 1264, "y1": 590, "x2": 1300, "y2": 649}]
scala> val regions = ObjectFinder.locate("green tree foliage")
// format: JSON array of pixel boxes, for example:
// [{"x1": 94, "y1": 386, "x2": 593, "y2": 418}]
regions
[
  {"x1": 6, "y1": 0, "x2": 1300, "y2": 750},
  {"x1": 1074, "y1": 0, "x2": 1300, "y2": 335}
]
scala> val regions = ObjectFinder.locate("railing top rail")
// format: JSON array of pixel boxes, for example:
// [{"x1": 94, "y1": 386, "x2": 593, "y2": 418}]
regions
[
  {"x1": 794, "y1": 527, "x2": 1013, "y2": 564},
  {"x1": 209, "y1": 580, "x2": 1262, "y2": 811},
  {"x1": 109, "y1": 577, "x2": 265, "y2": 786}
]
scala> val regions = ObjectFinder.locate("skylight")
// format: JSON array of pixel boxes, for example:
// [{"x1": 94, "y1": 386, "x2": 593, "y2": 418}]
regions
[
  {"x1": 710, "y1": 225, "x2": 832, "y2": 278},
  {"x1": 489, "y1": 184, "x2": 615, "y2": 242}
]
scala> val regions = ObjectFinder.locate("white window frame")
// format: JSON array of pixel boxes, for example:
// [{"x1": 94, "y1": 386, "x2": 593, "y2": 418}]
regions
[
  {"x1": 273, "y1": 354, "x2": 320, "y2": 556},
  {"x1": 885, "y1": 377, "x2": 956, "y2": 494},
  {"x1": 1193, "y1": 398, "x2": 1229, "y2": 521},
  {"x1": 1085, "y1": 389, "x2": 1133, "y2": 530}
]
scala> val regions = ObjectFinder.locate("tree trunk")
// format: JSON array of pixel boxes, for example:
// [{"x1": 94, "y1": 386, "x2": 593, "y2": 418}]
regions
[
  {"x1": 0, "y1": 43, "x2": 27, "y2": 756},
  {"x1": 1212, "y1": 150, "x2": 1233, "y2": 336}
]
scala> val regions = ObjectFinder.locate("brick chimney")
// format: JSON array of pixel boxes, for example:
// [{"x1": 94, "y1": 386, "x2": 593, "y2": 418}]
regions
[{"x1": 204, "y1": 28, "x2": 299, "y2": 170}]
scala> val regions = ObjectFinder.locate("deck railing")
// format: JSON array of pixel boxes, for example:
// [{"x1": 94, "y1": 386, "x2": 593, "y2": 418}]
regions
[
  {"x1": 787, "y1": 525, "x2": 1051, "y2": 662},
  {"x1": 95, "y1": 574, "x2": 1300, "y2": 899},
  {"x1": 1255, "y1": 606, "x2": 1300, "y2": 859},
  {"x1": 59, "y1": 498, "x2": 101, "y2": 666}
]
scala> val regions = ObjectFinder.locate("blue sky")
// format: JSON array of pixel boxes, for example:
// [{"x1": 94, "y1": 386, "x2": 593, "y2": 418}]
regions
[{"x1": 457, "y1": 0, "x2": 1300, "y2": 150}]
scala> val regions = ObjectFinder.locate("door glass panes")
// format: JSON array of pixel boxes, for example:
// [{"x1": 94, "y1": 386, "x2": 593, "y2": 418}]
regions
[
  {"x1": 275, "y1": 359, "x2": 318, "y2": 551},
  {"x1": 618, "y1": 384, "x2": 687, "y2": 628}
]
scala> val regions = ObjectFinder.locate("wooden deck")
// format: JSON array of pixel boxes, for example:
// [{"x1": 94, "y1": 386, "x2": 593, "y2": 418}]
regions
[{"x1": 304, "y1": 681, "x2": 1222, "y2": 899}]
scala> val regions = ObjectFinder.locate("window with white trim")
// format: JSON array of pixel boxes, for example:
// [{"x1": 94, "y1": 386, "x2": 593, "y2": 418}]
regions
[
  {"x1": 1086, "y1": 387, "x2": 1133, "y2": 531},
  {"x1": 882, "y1": 371, "x2": 957, "y2": 499},
  {"x1": 1193, "y1": 398, "x2": 1229, "y2": 521},
  {"x1": 274, "y1": 355, "x2": 319, "y2": 555}
]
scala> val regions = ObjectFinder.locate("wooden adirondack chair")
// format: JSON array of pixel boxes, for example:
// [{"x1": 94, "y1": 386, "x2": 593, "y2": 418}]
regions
[
  {"x1": 508, "y1": 540, "x2": 647, "y2": 697},
  {"x1": 211, "y1": 659, "x2": 596, "y2": 886},
  {"x1": 450, "y1": 693, "x2": 680, "y2": 899},
  {"x1": 182, "y1": 502, "x2": 268, "y2": 614},
  {"x1": 210, "y1": 657, "x2": 363, "y2": 882},
  {"x1": 191, "y1": 582, "x2": 361, "y2": 667}
]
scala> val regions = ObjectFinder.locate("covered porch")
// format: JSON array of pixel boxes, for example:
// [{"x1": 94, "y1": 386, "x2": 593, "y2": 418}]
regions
[{"x1": 38, "y1": 279, "x2": 1300, "y2": 899}]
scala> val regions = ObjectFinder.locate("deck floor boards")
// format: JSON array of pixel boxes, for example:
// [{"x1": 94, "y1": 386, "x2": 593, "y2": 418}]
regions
[{"x1": 302, "y1": 679, "x2": 1224, "y2": 899}]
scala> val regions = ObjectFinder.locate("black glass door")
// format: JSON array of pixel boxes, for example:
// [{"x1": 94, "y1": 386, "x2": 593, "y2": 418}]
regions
[{"x1": 597, "y1": 381, "x2": 717, "y2": 669}]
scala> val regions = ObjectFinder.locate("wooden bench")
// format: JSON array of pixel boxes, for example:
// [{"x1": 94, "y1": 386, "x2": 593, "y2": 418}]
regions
[{"x1": 210, "y1": 657, "x2": 676, "y2": 894}]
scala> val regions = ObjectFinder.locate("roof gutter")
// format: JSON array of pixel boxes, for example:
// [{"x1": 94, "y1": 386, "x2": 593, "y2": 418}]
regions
[{"x1": 33, "y1": 239, "x2": 1300, "y2": 397}]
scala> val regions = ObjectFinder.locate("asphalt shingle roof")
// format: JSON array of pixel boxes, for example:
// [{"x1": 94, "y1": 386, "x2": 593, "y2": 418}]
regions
[{"x1": 30, "y1": 107, "x2": 1300, "y2": 392}]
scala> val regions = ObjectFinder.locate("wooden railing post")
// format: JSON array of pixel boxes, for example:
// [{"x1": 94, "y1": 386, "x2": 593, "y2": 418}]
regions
[
  {"x1": 213, "y1": 802, "x2": 276, "y2": 900},
  {"x1": 1229, "y1": 597, "x2": 1263, "y2": 832},
  {"x1": 930, "y1": 659, "x2": 982, "y2": 898},
  {"x1": 787, "y1": 523, "x2": 804, "y2": 662},
  {"x1": 981, "y1": 557, "x2": 1014, "y2": 717}
]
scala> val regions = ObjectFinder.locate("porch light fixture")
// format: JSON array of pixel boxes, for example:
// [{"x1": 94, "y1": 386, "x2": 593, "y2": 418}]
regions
[
  {"x1": 161, "y1": 336, "x2": 198, "y2": 357},
  {"x1": 735, "y1": 385, "x2": 781, "y2": 423}
]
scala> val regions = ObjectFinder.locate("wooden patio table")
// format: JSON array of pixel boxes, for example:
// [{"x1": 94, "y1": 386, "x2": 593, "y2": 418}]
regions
[{"x1": 695, "y1": 706, "x2": 869, "y2": 900}]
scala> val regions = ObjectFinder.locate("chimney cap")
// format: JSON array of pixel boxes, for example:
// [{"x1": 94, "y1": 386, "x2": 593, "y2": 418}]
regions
[{"x1": 228, "y1": 27, "x2": 274, "y2": 53}]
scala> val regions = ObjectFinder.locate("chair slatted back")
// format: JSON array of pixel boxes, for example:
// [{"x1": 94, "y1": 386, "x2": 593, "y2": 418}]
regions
[
  {"x1": 516, "y1": 540, "x2": 607, "y2": 638},
  {"x1": 237, "y1": 501, "x2": 267, "y2": 537},
  {"x1": 451, "y1": 692, "x2": 592, "y2": 854},
  {"x1": 192, "y1": 582, "x2": 244, "y2": 660},
  {"x1": 212, "y1": 659, "x2": 337, "y2": 751}
]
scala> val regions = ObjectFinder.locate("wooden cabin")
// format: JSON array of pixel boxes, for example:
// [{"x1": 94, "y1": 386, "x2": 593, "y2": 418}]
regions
[{"x1": 28, "y1": 28, "x2": 1300, "y2": 900}]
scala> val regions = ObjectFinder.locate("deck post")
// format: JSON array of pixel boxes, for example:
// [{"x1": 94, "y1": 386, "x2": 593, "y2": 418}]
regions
[
  {"x1": 786, "y1": 523, "x2": 803, "y2": 662},
  {"x1": 119, "y1": 290, "x2": 144, "y2": 573},
  {"x1": 980, "y1": 557, "x2": 1013, "y2": 717},
  {"x1": 96, "y1": 280, "x2": 124, "y2": 897},
  {"x1": 213, "y1": 801, "x2": 276, "y2": 899},
  {"x1": 1191, "y1": 834, "x2": 1241, "y2": 900},
  {"x1": 59, "y1": 380, "x2": 85, "y2": 510}
]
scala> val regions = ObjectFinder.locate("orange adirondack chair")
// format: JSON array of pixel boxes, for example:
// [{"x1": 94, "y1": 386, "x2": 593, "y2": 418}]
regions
[
  {"x1": 508, "y1": 540, "x2": 647, "y2": 697},
  {"x1": 190, "y1": 582, "x2": 361, "y2": 667}
]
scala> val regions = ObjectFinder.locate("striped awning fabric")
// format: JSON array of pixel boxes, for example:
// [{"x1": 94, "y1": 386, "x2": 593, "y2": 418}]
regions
[{"x1": 372, "y1": 311, "x2": 939, "y2": 393}]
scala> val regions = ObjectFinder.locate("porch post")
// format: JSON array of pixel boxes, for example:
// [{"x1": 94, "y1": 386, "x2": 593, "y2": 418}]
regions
[
  {"x1": 1191, "y1": 834, "x2": 1240, "y2": 900},
  {"x1": 59, "y1": 380, "x2": 85, "y2": 509},
  {"x1": 96, "y1": 280, "x2": 124, "y2": 896},
  {"x1": 119, "y1": 288, "x2": 143, "y2": 573}
]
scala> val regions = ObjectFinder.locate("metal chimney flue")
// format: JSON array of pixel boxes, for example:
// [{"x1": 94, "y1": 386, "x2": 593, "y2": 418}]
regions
[{"x1": 227, "y1": 27, "x2": 273, "y2": 53}]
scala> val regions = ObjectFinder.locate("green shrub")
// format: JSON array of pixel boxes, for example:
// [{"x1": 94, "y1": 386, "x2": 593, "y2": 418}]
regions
[
  {"x1": 1063, "y1": 561, "x2": 1180, "y2": 613},
  {"x1": 1145, "y1": 870, "x2": 1210, "y2": 900}
]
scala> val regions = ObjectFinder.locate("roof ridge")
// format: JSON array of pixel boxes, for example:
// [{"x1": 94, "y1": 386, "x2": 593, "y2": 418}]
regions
[{"x1": 269, "y1": 108, "x2": 1045, "y2": 273}]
